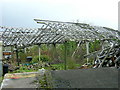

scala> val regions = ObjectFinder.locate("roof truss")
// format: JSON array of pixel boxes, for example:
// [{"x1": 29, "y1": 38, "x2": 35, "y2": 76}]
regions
[{"x1": 0, "y1": 19, "x2": 119, "y2": 48}]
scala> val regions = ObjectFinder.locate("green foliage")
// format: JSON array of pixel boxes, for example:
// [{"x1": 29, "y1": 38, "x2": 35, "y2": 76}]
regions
[
  {"x1": 67, "y1": 58, "x2": 76, "y2": 69},
  {"x1": 56, "y1": 41, "x2": 77, "y2": 58},
  {"x1": 12, "y1": 69, "x2": 36, "y2": 73},
  {"x1": 18, "y1": 51, "x2": 27, "y2": 63},
  {"x1": 66, "y1": 41, "x2": 77, "y2": 56},
  {"x1": 31, "y1": 56, "x2": 39, "y2": 63},
  {"x1": 10, "y1": 65, "x2": 37, "y2": 73},
  {"x1": 73, "y1": 43, "x2": 86, "y2": 63},
  {"x1": 39, "y1": 74, "x2": 49, "y2": 88},
  {"x1": 8, "y1": 39, "x2": 105, "y2": 71},
  {"x1": 89, "y1": 40, "x2": 101, "y2": 53},
  {"x1": 51, "y1": 63, "x2": 64, "y2": 70},
  {"x1": 30, "y1": 45, "x2": 38, "y2": 51},
  {"x1": 40, "y1": 55, "x2": 51, "y2": 62},
  {"x1": 56, "y1": 44, "x2": 65, "y2": 60},
  {"x1": 31, "y1": 55, "x2": 51, "y2": 63},
  {"x1": 41, "y1": 44, "x2": 48, "y2": 51}
]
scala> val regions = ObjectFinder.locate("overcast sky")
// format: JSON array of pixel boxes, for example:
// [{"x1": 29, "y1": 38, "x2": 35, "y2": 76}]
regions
[{"x1": 1, "y1": 0, "x2": 119, "y2": 30}]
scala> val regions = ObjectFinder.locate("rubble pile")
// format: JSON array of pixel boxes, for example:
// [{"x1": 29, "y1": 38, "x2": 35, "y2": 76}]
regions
[{"x1": 93, "y1": 43, "x2": 120, "y2": 68}]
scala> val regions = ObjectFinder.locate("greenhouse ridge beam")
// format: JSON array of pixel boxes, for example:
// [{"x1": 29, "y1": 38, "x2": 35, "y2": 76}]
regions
[{"x1": 34, "y1": 19, "x2": 120, "y2": 40}]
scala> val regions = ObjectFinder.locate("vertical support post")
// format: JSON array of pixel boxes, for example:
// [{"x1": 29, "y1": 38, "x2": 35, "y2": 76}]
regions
[
  {"x1": 86, "y1": 41, "x2": 89, "y2": 64},
  {"x1": 24, "y1": 47, "x2": 27, "y2": 53},
  {"x1": 53, "y1": 43, "x2": 56, "y2": 60},
  {"x1": 64, "y1": 41, "x2": 67, "y2": 70},
  {"x1": 15, "y1": 45, "x2": 19, "y2": 66},
  {"x1": 38, "y1": 44, "x2": 41, "y2": 61},
  {"x1": 102, "y1": 42, "x2": 104, "y2": 50},
  {"x1": 11, "y1": 46, "x2": 13, "y2": 62},
  {"x1": 0, "y1": 41, "x2": 3, "y2": 76}
]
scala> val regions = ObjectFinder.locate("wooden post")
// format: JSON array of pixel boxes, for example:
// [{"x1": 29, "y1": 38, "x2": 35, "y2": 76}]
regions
[
  {"x1": 53, "y1": 43, "x2": 56, "y2": 60},
  {"x1": 24, "y1": 47, "x2": 27, "y2": 53},
  {"x1": 101, "y1": 40, "x2": 104, "y2": 50},
  {"x1": 11, "y1": 46, "x2": 14, "y2": 63},
  {"x1": 72, "y1": 41, "x2": 81, "y2": 58},
  {"x1": 86, "y1": 42, "x2": 89, "y2": 64},
  {"x1": 0, "y1": 41, "x2": 3, "y2": 76},
  {"x1": 15, "y1": 45, "x2": 19, "y2": 66},
  {"x1": 53, "y1": 43, "x2": 56, "y2": 48},
  {"x1": 38, "y1": 44, "x2": 41, "y2": 61},
  {"x1": 64, "y1": 41, "x2": 67, "y2": 70}
]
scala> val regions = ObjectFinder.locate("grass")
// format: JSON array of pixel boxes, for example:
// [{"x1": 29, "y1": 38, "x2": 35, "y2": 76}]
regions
[
  {"x1": 51, "y1": 63, "x2": 65, "y2": 70},
  {"x1": 9, "y1": 65, "x2": 38, "y2": 73},
  {"x1": 8, "y1": 62, "x2": 82, "y2": 74},
  {"x1": 44, "y1": 63, "x2": 82, "y2": 70},
  {"x1": 39, "y1": 74, "x2": 48, "y2": 88}
]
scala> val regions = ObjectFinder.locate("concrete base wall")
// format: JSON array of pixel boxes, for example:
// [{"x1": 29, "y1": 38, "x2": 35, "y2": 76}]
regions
[{"x1": 49, "y1": 67, "x2": 119, "y2": 88}]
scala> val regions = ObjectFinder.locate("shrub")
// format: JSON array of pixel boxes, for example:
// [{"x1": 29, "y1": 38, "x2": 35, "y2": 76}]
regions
[
  {"x1": 31, "y1": 56, "x2": 39, "y2": 63},
  {"x1": 31, "y1": 55, "x2": 51, "y2": 63},
  {"x1": 67, "y1": 57, "x2": 76, "y2": 69}
]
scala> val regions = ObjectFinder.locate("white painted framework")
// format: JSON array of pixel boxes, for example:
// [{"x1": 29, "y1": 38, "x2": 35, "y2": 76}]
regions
[
  {"x1": 0, "y1": 19, "x2": 120, "y2": 69},
  {"x1": 0, "y1": 19, "x2": 119, "y2": 48}
]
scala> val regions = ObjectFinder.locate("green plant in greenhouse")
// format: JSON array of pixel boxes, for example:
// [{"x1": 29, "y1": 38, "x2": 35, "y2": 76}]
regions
[{"x1": 31, "y1": 55, "x2": 51, "y2": 63}]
